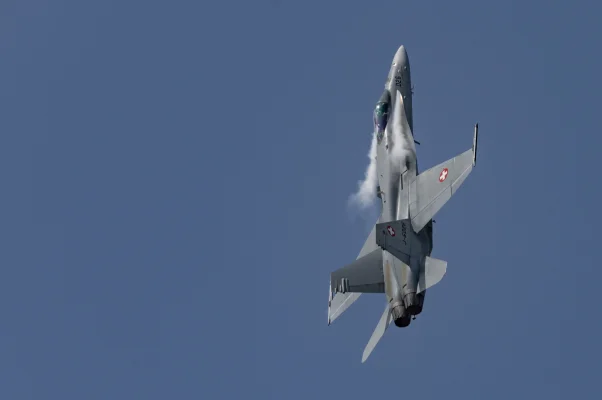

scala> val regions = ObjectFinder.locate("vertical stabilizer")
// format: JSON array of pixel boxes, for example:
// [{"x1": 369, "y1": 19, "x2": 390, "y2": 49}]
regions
[
  {"x1": 417, "y1": 256, "x2": 447, "y2": 293},
  {"x1": 361, "y1": 304, "x2": 392, "y2": 363}
]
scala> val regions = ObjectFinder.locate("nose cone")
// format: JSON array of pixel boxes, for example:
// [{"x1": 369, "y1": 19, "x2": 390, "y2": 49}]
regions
[
  {"x1": 393, "y1": 45, "x2": 409, "y2": 68},
  {"x1": 386, "y1": 45, "x2": 414, "y2": 133}
]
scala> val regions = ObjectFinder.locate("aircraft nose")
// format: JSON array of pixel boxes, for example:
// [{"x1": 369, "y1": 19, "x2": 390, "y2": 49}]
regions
[{"x1": 393, "y1": 45, "x2": 409, "y2": 68}]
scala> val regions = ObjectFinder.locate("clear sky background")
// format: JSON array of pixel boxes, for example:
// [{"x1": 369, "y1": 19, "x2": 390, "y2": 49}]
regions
[{"x1": 1, "y1": 0, "x2": 601, "y2": 398}]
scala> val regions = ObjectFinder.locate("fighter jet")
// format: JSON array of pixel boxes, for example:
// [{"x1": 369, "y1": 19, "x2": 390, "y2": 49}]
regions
[{"x1": 328, "y1": 45, "x2": 479, "y2": 363}]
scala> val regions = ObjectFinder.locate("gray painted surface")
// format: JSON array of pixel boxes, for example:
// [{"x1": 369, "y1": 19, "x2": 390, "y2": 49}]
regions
[{"x1": 328, "y1": 45, "x2": 479, "y2": 363}]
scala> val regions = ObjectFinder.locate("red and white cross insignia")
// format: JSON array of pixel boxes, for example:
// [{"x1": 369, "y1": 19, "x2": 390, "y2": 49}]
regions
[
  {"x1": 387, "y1": 225, "x2": 395, "y2": 236},
  {"x1": 439, "y1": 168, "x2": 449, "y2": 183}
]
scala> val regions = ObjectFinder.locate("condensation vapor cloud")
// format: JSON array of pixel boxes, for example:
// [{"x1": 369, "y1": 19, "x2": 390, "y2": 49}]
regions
[
  {"x1": 348, "y1": 93, "x2": 415, "y2": 216},
  {"x1": 348, "y1": 133, "x2": 379, "y2": 210},
  {"x1": 389, "y1": 125, "x2": 414, "y2": 175},
  {"x1": 388, "y1": 92, "x2": 415, "y2": 174},
  {"x1": 348, "y1": 130, "x2": 414, "y2": 216}
]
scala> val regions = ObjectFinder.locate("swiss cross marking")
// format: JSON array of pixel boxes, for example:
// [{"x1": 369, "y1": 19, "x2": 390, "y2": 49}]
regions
[
  {"x1": 387, "y1": 226, "x2": 395, "y2": 236},
  {"x1": 439, "y1": 168, "x2": 449, "y2": 182}
]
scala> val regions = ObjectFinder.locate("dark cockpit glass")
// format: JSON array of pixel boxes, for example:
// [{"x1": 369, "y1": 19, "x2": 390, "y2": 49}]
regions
[{"x1": 374, "y1": 102, "x2": 390, "y2": 132}]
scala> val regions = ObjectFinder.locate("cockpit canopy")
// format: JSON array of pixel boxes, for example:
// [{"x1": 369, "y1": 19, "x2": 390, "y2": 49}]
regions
[{"x1": 373, "y1": 101, "x2": 390, "y2": 133}]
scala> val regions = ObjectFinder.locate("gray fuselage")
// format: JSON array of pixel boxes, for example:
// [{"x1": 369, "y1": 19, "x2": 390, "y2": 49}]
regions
[{"x1": 373, "y1": 46, "x2": 432, "y2": 327}]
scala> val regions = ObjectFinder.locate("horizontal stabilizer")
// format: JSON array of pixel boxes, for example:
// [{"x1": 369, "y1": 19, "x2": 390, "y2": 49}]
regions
[
  {"x1": 417, "y1": 256, "x2": 447, "y2": 293},
  {"x1": 328, "y1": 291, "x2": 361, "y2": 326},
  {"x1": 362, "y1": 304, "x2": 392, "y2": 363},
  {"x1": 330, "y1": 249, "x2": 384, "y2": 294}
]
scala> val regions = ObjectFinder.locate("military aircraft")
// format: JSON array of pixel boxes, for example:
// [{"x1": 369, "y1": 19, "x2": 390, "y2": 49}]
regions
[{"x1": 328, "y1": 45, "x2": 479, "y2": 363}]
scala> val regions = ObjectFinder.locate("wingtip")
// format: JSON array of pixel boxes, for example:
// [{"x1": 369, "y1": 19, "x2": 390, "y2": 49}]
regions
[
  {"x1": 472, "y1": 123, "x2": 479, "y2": 166},
  {"x1": 327, "y1": 281, "x2": 332, "y2": 325}
]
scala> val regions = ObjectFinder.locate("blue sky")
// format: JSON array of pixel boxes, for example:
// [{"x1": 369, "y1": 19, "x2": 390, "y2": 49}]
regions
[{"x1": 1, "y1": 0, "x2": 601, "y2": 398}]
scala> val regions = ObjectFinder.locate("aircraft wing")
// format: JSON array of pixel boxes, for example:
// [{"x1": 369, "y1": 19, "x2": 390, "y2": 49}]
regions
[
  {"x1": 409, "y1": 124, "x2": 478, "y2": 233},
  {"x1": 328, "y1": 221, "x2": 382, "y2": 325},
  {"x1": 330, "y1": 249, "x2": 384, "y2": 294}
]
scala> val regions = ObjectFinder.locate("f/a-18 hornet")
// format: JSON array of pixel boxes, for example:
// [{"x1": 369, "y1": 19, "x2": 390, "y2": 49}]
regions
[{"x1": 328, "y1": 45, "x2": 479, "y2": 363}]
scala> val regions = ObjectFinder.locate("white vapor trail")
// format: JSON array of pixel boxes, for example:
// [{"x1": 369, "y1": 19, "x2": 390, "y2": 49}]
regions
[
  {"x1": 388, "y1": 92, "x2": 415, "y2": 174},
  {"x1": 388, "y1": 126, "x2": 414, "y2": 175},
  {"x1": 348, "y1": 93, "x2": 415, "y2": 215},
  {"x1": 348, "y1": 132, "x2": 379, "y2": 210}
]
